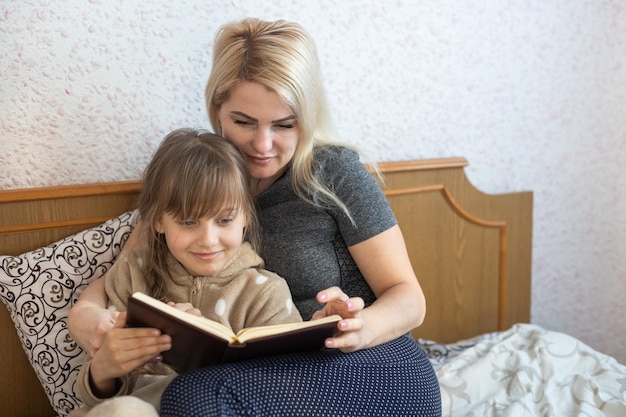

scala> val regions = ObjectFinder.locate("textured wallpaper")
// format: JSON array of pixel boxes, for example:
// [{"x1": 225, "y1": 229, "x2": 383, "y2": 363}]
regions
[{"x1": 1, "y1": 0, "x2": 625, "y2": 363}]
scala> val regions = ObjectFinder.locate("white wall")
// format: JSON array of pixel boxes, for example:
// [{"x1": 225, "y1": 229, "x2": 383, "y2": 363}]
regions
[{"x1": 1, "y1": 0, "x2": 625, "y2": 363}]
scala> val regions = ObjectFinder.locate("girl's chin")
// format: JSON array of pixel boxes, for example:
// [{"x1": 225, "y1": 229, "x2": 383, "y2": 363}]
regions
[{"x1": 188, "y1": 267, "x2": 220, "y2": 276}]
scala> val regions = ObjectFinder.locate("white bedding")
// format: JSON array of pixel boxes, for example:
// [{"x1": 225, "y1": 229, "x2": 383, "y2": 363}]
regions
[{"x1": 421, "y1": 324, "x2": 626, "y2": 417}]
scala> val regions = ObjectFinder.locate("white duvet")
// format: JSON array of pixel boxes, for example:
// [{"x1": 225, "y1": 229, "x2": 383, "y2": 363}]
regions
[{"x1": 425, "y1": 324, "x2": 626, "y2": 417}]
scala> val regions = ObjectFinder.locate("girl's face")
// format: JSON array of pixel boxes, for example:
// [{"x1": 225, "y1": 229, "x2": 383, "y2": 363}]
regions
[
  {"x1": 218, "y1": 81, "x2": 300, "y2": 195},
  {"x1": 156, "y1": 208, "x2": 246, "y2": 276}
]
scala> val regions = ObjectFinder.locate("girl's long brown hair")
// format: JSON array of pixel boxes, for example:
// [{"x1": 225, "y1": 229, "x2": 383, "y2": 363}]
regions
[{"x1": 137, "y1": 128, "x2": 258, "y2": 301}]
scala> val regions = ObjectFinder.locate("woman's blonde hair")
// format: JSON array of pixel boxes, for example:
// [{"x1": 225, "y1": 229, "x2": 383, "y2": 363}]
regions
[
  {"x1": 206, "y1": 18, "x2": 357, "y2": 220},
  {"x1": 138, "y1": 128, "x2": 259, "y2": 300}
]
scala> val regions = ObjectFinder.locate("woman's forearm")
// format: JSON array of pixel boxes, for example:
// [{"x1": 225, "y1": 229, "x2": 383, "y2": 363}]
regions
[
  {"x1": 346, "y1": 225, "x2": 427, "y2": 349},
  {"x1": 76, "y1": 276, "x2": 108, "y2": 308},
  {"x1": 68, "y1": 225, "x2": 143, "y2": 354},
  {"x1": 361, "y1": 280, "x2": 425, "y2": 347},
  {"x1": 68, "y1": 276, "x2": 116, "y2": 356}
]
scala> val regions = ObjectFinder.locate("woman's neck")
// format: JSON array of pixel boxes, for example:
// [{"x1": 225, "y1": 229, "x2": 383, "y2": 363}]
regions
[
  {"x1": 251, "y1": 166, "x2": 290, "y2": 195},
  {"x1": 251, "y1": 178, "x2": 273, "y2": 196}
]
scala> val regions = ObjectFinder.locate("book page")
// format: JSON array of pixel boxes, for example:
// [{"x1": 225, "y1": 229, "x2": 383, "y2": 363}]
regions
[
  {"x1": 130, "y1": 292, "x2": 235, "y2": 340},
  {"x1": 235, "y1": 314, "x2": 341, "y2": 343},
  {"x1": 131, "y1": 292, "x2": 340, "y2": 345}
]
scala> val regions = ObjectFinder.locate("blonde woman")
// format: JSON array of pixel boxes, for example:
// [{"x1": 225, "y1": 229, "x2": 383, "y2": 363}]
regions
[{"x1": 70, "y1": 19, "x2": 441, "y2": 416}]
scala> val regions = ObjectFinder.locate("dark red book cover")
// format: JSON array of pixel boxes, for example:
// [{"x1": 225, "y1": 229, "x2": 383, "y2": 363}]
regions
[{"x1": 126, "y1": 292, "x2": 340, "y2": 373}]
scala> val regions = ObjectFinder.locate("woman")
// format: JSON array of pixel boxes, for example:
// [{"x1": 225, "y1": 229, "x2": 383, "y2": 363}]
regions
[{"x1": 69, "y1": 18, "x2": 441, "y2": 416}]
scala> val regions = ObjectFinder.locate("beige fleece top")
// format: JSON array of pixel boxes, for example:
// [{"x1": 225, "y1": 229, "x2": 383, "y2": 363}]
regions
[
  {"x1": 106, "y1": 242, "x2": 302, "y2": 331},
  {"x1": 76, "y1": 242, "x2": 301, "y2": 411}
]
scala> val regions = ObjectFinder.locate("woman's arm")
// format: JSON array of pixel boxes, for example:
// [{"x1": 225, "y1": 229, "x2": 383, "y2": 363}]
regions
[
  {"x1": 68, "y1": 276, "x2": 117, "y2": 356},
  {"x1": 68, "y1": 224, "x2": 144, "y2": 355},
  {"x1": 316, "y1": 225, "x2": 425, "y2": 352}
]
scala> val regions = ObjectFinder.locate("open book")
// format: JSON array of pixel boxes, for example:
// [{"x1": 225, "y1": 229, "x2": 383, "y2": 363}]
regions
[{"x1": 126, "y1": 292, "x2": 341, "y2": 372}]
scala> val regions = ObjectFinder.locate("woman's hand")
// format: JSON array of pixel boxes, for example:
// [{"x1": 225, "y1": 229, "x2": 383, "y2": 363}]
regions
[
  {"x1": 312, "y1": 286, "x2": 366, "y2": 353},
  {"x1": 89, "y1": 312, "x2": 172, "y2": 398},
  {"x1": 68, "y1": 277, "x2": 117, "y2": 356},
  {"x1": 71, "y1": 307, "x2": 119, "y2": 357}
]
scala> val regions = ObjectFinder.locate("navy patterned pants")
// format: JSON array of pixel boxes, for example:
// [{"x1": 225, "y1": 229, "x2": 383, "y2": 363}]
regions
[{"x1": 160, "y1": 335, "x2": 441, "y2": 416}]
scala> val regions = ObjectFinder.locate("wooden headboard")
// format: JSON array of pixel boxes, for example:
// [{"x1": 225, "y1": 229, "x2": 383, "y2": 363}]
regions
[{"x1": 0, "y1": 157, "x2": 532, "y2": 417}]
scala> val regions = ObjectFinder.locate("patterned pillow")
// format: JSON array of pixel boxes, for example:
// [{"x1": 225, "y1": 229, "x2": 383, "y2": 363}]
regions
[{"x1": 0, "y1": 211, "x2": 135, "y2": 417}]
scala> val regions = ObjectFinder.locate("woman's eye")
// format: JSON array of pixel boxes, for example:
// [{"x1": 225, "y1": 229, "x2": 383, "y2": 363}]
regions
[
  {"x1": 218, "y1": 218, "x2": 233, "y2": 225},
  {"x1": 278, "y1": 124, "x2": 294, "y2": 129},
  {"x1": 180, "y1": 220, "x2": 196, "y2": 227},
  {"x1": 234, "y1": 119, "x2": 250, "y2": 126}
]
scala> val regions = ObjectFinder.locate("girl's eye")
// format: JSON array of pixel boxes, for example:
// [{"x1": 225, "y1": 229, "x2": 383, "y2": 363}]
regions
[
  {"x1": 180, "y1": 220, "x2": 196, "y2": 227},
  {"x1": 218, "y1": 218, "x2": 233, "y2": 226}
]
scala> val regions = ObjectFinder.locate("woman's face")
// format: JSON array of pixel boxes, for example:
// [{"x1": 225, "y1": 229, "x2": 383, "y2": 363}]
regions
[{"x1": 218, "y1": 82, "x2": 300, "y2": 195}]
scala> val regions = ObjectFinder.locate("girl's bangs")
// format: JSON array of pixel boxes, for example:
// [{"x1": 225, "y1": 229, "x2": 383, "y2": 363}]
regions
[{"x1": 167, "y1": 169, "x2": 248, "y2": 221}]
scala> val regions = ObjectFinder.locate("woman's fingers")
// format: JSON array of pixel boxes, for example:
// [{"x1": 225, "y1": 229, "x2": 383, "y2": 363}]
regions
[
  {"x1": 315, "y1": 286, "x2": 364, "y2": 319},
  {"x1": 316, "y1": 286, "x2": 348, "y2": 304},
  {"x1": 312, "y1": 286, "x2": 369, "y2": 352}
]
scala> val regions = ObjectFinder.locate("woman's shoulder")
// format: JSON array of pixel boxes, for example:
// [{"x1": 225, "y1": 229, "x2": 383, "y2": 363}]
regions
[
  {"x1": 313, "y1": 144, "x2": 364, "y2": 176},
  {"x1": 313, "y1": 144, "x2": 374, "y2": 183},
  {"x1": 313, "y1": 144, "x2": 360, "y2": 164}
]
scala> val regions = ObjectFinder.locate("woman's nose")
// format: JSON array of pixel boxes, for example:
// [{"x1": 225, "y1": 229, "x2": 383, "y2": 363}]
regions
[{"x1": 251, "y1": 128, "x2": 272, "y2": 153}]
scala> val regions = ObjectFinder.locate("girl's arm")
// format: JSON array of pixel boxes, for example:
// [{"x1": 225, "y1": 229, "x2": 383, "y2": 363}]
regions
[
  {"x1": 315, "y1": 224, "x2": 425, "y2": 352},
  {"x1": 88, "y1": 313, "x2": 171, "y2": 398}
]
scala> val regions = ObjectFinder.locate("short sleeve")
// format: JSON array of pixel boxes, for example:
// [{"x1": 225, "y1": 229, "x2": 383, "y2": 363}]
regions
[{"x1": 315, "y1": 146, "x2": 397, "y2": 247}]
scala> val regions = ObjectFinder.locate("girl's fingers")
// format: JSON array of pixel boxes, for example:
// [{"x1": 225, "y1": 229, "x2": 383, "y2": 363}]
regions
[{"x1": 113, "y1": 311, "x2": 127, "y2": 328}]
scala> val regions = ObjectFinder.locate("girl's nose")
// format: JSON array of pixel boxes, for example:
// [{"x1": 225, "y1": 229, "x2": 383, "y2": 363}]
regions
[{"x1": 197, "y1": 223, "x2": 218, "y2": 246}]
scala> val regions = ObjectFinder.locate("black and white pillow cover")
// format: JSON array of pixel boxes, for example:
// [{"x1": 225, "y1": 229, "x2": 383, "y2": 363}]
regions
[{"x1": 0, "y1": 211, "x2": 135, "y2": 416}]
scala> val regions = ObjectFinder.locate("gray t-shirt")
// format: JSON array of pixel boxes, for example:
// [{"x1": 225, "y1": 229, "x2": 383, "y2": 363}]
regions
[{"x1": 256, "y1": 145, "x2": 397, "y2": 319}]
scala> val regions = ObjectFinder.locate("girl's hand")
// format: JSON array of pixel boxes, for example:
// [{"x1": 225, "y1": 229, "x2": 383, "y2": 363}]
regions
[
  {"x1": 166, "y1": 301, "x2": 202, "y2": 317},
  {"x1": 311, "y1": 286, "x2": 366, "y2": 353},
  {"x1": 89, "y1": 312, "x2": 171, "y2": 397}
]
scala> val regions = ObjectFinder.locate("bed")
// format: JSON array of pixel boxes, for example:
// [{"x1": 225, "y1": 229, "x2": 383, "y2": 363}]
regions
[{"x1": 1, "y1": 158, "x2": 624, "y2": 417}]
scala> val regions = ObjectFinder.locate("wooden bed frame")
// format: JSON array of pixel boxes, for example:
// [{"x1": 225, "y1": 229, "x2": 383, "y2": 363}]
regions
[{"x1": 0, "y1": 158, "x2": 532, "y2": 417}]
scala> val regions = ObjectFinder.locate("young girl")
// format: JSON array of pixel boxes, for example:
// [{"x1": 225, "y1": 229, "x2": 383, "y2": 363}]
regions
[{"x1": 72, "y1": 128, "x2": 302, "y2": 416}]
